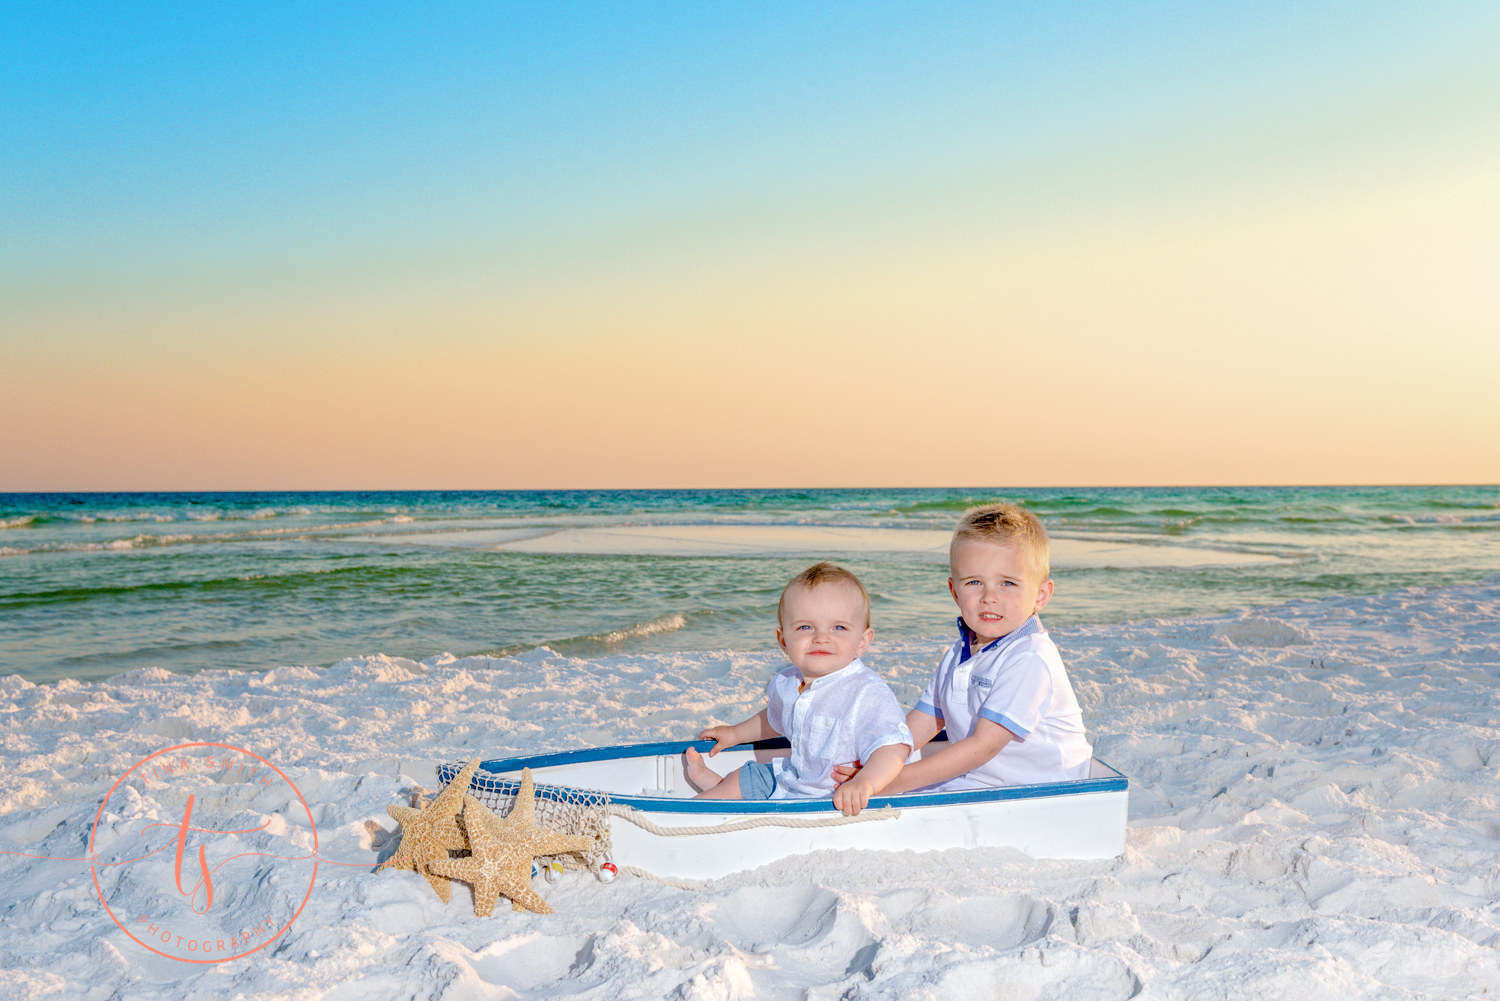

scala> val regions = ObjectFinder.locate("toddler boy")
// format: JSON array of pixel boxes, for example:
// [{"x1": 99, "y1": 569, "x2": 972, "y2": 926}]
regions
[
  {"x1": 684, "y1": 562, "x2": 912, "y2": 816},
  {"x1": 842, "y1": 503, "x2": 1090, "y2": 794}
]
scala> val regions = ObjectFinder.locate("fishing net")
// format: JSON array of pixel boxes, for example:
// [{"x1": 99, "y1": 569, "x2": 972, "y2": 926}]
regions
[{"x1": 436, "y1": 761, "x2": 613, "y2": 872}]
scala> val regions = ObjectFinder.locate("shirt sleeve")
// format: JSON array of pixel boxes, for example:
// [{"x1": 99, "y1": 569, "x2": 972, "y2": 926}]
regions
[
  {"x1": 765, "y1": 671, "x2": 792, "y2": 737},
  {"x1": 977, "y1": 650, "x2": 1053, "y2": 741},
  {"x1": 914, "y1": 654, "x2": 946, "y2": 720},
  {"x1": 855, "y1": 682, "x2": 916, "y2": 763}
]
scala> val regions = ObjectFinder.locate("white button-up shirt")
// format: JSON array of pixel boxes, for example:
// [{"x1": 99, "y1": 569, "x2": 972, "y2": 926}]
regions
[
  {"x1": 765, "y1": 657, "x2": 913, "y2": 799},
  {"x1": 915, "y1": 615, "x2": 1092, "y2": 789}
]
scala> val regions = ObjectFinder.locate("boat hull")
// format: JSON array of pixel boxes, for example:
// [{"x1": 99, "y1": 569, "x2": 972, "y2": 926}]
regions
[{"x1": 442, "y1": 738, "x2": 1129, "y2": 880}]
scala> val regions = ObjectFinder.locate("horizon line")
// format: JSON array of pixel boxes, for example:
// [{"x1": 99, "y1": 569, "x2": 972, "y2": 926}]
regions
[{"x1": 2, "y1": 483, "x2": 1496, "y2": 496}]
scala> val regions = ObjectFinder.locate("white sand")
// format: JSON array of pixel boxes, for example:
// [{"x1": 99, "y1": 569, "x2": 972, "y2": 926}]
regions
[{"x1": 1, "y1": 579, "x2": 1497, "y2": 999}]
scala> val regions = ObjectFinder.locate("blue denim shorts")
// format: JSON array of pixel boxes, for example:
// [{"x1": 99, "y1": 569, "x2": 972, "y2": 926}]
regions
[{"x1": 738, "y1": 761, "x2": 777, "y2": 800}]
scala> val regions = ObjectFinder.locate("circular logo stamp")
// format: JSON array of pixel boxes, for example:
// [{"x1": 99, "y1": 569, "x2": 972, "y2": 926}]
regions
[{"x1": 90, "y1": 742, "x2": 319, "y2": 964}]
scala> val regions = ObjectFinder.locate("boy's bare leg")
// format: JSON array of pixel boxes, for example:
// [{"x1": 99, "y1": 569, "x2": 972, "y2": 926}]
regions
[
  {"x1": 692, "y1": 765, "x2": 743, "y2": 800},
  {"x1": 682, "y1": 747, "x2": 723, "y2": 791},
  {"x1": 684, "y1": 748, "x2": 743, "y2": 798}
]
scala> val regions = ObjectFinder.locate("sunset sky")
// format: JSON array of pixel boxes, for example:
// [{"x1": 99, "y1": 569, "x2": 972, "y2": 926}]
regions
[{"x1": 3, "y1": 2, "x2": 1497, "y2": 490}]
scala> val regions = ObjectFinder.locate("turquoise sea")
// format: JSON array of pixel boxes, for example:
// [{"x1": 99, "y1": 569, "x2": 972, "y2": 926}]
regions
[{"x1": 2, "y1": 487, "x2": 1498, "y2": 683}]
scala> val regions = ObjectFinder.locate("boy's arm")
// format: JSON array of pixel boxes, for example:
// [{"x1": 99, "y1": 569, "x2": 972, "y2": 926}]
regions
[
  {"x1": 699, "y1": 708, "x2": 777, "y2": 755},
  {"x1": 881, "y1": 716, "x2": 1013, "y2": 795},
  {"x1": 831, "y1": 706, "x2": 943, "y2": 785},
  {"x1": 905, "y1": 707, "x2": 943, "y2": 750},
  {"x1": 834, "y1": 708, "x2": 936, "y2": 786},
  {"x1": 831, "y1": 741, "x2": 910, "y2": 816}
]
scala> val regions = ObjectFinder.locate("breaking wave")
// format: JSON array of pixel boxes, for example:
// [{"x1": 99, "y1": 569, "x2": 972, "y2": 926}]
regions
[{"x1": 594, "y1": 613, "x2": 689, "y2": 645}]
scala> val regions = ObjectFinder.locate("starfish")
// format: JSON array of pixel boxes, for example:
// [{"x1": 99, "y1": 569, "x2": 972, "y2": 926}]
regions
[
  {"x1": 378, "y1": 756, "x2": 481, "y2": 902},
  {"x1": 430, "y1": 769, "x2": 596, "y2": 915}
]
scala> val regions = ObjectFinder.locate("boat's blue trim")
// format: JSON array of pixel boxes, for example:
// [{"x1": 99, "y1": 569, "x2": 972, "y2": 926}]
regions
[
  {"x1": 438, "y1": 738, "x2": 1127, "y2": 815},
  {"x1": 461, "y1": 738, "x2": 772, "y2": 772}
]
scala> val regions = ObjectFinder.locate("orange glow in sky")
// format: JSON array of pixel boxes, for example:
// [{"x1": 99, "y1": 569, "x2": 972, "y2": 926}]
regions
[{"x1": 4, "y1": 5, "x2": 1497, "y2": 489}]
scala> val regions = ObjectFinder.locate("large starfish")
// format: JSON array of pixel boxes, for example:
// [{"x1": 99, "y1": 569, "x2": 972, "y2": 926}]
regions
[
  {"x1": 379, "y1": 756, "x2": 482, "y2": 902},
  {"x1": 429, "y1": 769, "x2": 596, "y2": 915}
]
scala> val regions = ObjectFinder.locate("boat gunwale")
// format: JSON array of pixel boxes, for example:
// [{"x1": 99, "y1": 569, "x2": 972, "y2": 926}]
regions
[{"x1": 440, "y1": 737, "x2": 1129, "y2": 815}]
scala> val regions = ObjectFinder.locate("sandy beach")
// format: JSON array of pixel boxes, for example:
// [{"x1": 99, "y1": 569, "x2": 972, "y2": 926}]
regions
[{"x1": 3, "y1": 577, "x2": 1496, "y2": 999}]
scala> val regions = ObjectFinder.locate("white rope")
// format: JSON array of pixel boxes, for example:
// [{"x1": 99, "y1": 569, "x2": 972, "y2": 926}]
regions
[{"x1": 605, "y1": 804, "x2": 901, "y2": 837}]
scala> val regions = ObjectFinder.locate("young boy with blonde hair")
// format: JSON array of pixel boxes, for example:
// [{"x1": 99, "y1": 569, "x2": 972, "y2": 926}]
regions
[
  {"x1": 685, "y1": 562, "x2": 912, "y2": 816},
  {"x1": 839, "y1": 503, "x2": 1091, "y2": 793}
]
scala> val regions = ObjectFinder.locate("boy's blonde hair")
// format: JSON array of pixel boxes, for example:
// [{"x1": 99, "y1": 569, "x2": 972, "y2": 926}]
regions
[
  {"x1": 950, "y1": 503, "x2": 1051, "y2": 582},
  {"x1": 777, "y1": 562, "x2": 871, "y2": 628}
]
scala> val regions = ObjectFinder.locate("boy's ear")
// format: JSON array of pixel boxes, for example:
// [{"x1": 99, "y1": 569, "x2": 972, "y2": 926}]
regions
[
  {"x1": 947, "y1": 577, "x2": 958, "y2": 604},
  {"x1": 856, "y1": 626, "x2": 874, "y2": 656},
  {"x1": 1033, "y1": 579, "x2": 1054, "y2": 613},
  {"x1": 775, "y1": 627, "x2": 786, "y2": 651}
]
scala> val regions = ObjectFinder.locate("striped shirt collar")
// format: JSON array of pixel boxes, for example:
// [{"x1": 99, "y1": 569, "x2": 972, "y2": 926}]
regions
[{"x1": 956, "y1": 614, "x2": 1043, "y2": 663}]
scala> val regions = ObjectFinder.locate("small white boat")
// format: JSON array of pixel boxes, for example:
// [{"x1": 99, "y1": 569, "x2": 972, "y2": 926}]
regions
[{"x1": 440, "y1": 736, "x2": 1128, "y2": 881}]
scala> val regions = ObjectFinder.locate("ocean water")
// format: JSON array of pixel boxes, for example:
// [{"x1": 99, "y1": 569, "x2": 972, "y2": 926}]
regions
[{"x1": 1, "y1": 486, "x2": 1497, "y2": 683}]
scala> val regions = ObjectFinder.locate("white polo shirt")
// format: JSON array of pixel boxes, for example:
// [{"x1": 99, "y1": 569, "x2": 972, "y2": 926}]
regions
[
  {"x1": 914, "y1": 615, "x2": 1091, "y2": 789},
  {"x1": 765, "y1": 657, "x2": 914, "y2": 799}
]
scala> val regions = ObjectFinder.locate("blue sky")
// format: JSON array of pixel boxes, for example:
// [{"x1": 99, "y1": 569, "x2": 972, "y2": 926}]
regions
[
  {"x1": 3, "y1": 2, "x2": 1497, "y2": 488},
  {"x1": 9, "y1": 2, "x2": 1493, "y2": 263}
]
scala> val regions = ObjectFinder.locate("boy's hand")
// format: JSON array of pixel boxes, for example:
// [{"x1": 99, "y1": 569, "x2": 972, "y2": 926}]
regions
[
  {"x1": 698, "y1": 725, "x2": 739, "y2": 756},
  {"x1": 833, "y1": 777, "x2": 874, "y2": 817},
  {"x1": 831, "y1": 760, "x2": 862, "y2": 784}
]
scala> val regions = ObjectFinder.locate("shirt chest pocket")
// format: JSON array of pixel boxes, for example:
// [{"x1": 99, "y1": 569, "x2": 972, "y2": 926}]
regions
[{"x1": 803, "y1": 714, "x2": 842, "y2": 759}]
